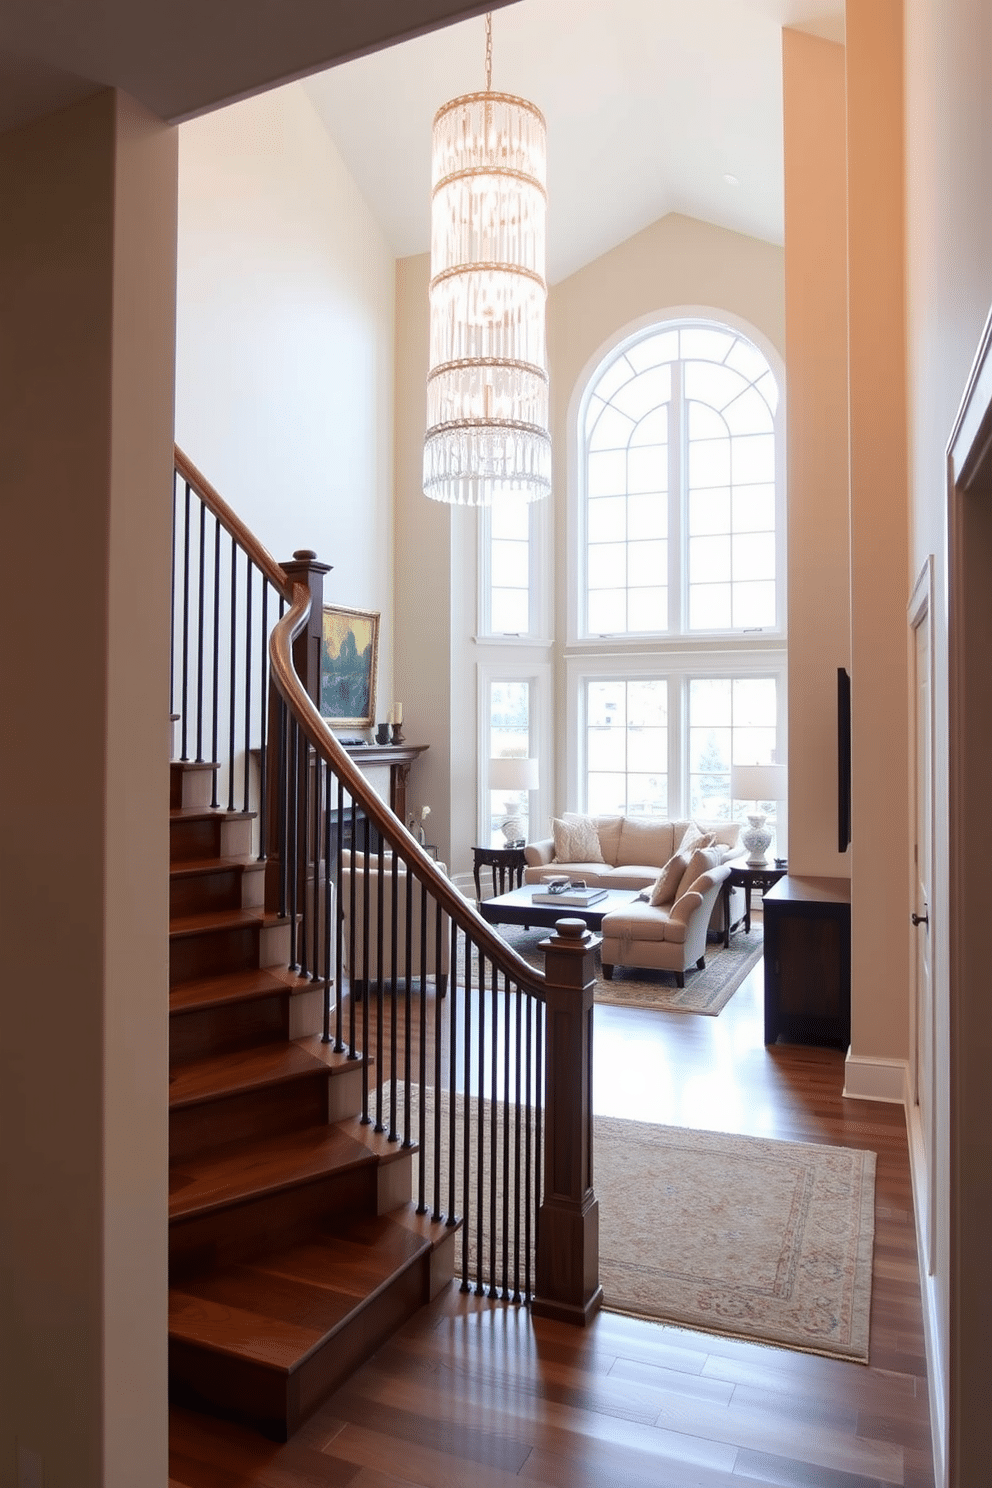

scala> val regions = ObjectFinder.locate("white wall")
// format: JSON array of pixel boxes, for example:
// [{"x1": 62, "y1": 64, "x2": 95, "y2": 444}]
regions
[
  {"x1": 905, "y1": 2, "x2": 992, "y2": 1480},
  {"x1": 175, "y1": 81, "x2": 397, "y2": 702}
]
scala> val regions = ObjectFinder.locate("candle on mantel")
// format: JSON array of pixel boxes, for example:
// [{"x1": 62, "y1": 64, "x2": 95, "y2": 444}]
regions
[
  {"x1": 386, "y1": 707, "x2": 394, "y2": 726},
  {"x1": 393, "y1": 702, "x2": 403, "y2": 725}
]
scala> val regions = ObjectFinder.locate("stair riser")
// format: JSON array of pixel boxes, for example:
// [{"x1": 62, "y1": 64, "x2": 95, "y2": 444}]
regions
[
  {"x1": 170, "y1": 864, "x2": 265, "y2": 920},
  {"x1": 170, "y1": 993, "x2": 290, "y2": 1068},
  {"x1": 170, "y1": 919, "x2": 291, "y2": 987},
  {"x1": 170, "y1": 1072, "x2": 329, "y2": 1163},
  {"x1": 171, "y1": 815, "x2": 253, "y2": 862},
  {"x1": 168, "y1": 1251, "x2": 431, "y2": 1442},
  {"x1": 169, "y1": 1164, "x2": 377, "y2": 1279},
  {"x1": 170, "y1": 763, "x2": 217, "y2": 811}
]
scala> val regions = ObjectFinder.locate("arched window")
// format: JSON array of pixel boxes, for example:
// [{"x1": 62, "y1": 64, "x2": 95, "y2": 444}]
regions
[
  {"x1": 571, "y1": 315, "x2": 786, "y2": 825},
  {"x1": 582, "y1": 321, "x2": 780, "y2": 637}
]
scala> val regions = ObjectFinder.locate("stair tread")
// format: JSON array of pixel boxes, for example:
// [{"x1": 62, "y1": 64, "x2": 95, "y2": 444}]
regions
[
  {"x1": 170, "y1": 856, "x2": 266, "y2": 880},
  {"x1": 168, "y1": 1214, "x2": 433, "y2": 1369},
  {"x1": 170, "y1": 807, "x2": 255, "y2": 824},
  {"x1": 169, "y1": 1042, "x2": 332, "y2": 1109},
  {"x1": 169, "y1": 1121, "x2": 377, "y2": 1221},
  {"x1": 169, "y1": 967, "x2": 303, "y2": 1016},
  {"x1": 170, "y1": 906, "x2": 282, "y2": 939}
]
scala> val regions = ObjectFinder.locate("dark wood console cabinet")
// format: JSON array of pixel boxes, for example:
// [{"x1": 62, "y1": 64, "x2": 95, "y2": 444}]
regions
[{"x1": 762, "y1": 875, "x2": 851, "y2": 1047}]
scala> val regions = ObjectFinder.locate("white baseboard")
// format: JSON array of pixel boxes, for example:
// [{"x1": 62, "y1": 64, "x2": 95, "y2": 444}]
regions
[
  {"x1": 905, "y1": 1100, "x2": 948, "y2": 1487},
  {"x1": 842, "y1": 1051, "x2": 909, "y2": 1104}
]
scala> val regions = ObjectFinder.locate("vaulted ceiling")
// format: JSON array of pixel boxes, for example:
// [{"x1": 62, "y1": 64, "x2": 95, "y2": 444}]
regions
[{"x1": 2, "y1": 0, "x2": 844, "y2": 282}]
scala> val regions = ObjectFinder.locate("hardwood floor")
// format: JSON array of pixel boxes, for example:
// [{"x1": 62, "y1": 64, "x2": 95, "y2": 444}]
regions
[{"x1": 170, "y1": 940, "x2": 936, "y2": 1487}]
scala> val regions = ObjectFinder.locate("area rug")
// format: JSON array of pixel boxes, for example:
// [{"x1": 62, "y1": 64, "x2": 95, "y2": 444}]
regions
[
  {"x1": 595, "y1": 1117, "x2": 875, "y2": 1363},
  {"x1": 489, "y1": 922, "x2": 764, "y2": 1016},
  {"x1": 381, "y1": 1084, "x2": 876, "y2": 1363}
]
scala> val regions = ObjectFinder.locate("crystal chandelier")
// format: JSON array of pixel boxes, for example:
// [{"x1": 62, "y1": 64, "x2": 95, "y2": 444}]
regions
[{"x1": 423, "y1": 13, "x2": 551, "y2": 506}]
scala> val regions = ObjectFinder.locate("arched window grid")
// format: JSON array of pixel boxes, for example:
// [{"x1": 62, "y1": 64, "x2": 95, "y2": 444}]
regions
[{"x1": 580, "y1": 320, "x2": 782, "y2": 641}]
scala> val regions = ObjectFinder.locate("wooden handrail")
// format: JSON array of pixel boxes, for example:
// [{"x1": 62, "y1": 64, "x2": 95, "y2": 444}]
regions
[
  {"x1": 174, "y1": 445, "x2": 291, "y2": 599},
  {"x1": 269, "y1": 583, "x2": 548, "y2": 994}
]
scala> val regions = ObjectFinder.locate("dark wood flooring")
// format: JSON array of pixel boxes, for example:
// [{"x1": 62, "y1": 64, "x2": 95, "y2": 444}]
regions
[{"x1": 170, "y1": 937, "x2": 935, "y2": 1487}]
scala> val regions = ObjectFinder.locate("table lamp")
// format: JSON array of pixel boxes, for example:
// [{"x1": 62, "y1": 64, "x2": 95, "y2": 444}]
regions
[
  {"x1": 731, "y1": 763, "x2": 786, "y2": 866},
  {"x1": 489, "y1": 757, "x2": 539, "y2": 845}
]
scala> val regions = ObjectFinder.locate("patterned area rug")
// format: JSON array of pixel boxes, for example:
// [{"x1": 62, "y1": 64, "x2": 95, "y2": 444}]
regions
[
  {"x1": 380, "y1": 1080, "x2": 876, "y2": 1363},
  {"x1": 493, "y1": 922, "x2": 764, "y2": 1015},
  {"x1": 596, "y1": 1118, "x2": 876, "y2": 1362}
]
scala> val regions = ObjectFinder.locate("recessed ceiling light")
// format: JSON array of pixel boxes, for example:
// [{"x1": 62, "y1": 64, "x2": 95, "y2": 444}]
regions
[{"x1": 723, "y1": 173, "x2": 740, "y2": 187}]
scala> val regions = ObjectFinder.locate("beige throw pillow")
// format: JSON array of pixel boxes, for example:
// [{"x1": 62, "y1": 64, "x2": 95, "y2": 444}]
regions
[
  {"x1": 678, "y1": 822, "x2": 717, "y2": 855},
  {"x1": 674, "y1": 846, "x2": 722, "y2": 903},
  {"x1": 552, "y1": 814, "x2": 605, "y2": 864},
  {"x1": 648, "y1": 851, "x2": 690, "y2": 907}
]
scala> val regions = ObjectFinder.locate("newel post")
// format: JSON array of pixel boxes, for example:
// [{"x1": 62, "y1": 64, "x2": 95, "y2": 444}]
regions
[
  {"x1": 531, "y1": 918, "x2": 603, "y2": 1325},
  {"x1": 264, "y1": 550, "x2": 330, "y2": 912}
]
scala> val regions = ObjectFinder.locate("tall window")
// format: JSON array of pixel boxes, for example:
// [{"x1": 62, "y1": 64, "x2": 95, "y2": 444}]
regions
[
  {"x1": 574, "y1": 315, "x2": 785, "y2": 820},
  {"x1": 583, "y1": 322, "x2": 779, "y2": 637},
  {"x1": 488, "y1": 679, "x2": 533, "y2": 845}
]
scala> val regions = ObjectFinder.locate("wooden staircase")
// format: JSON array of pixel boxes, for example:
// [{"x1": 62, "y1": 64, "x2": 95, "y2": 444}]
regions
[{"x1": 167, "y1": 759, "x2": 455, "y2": 1441}]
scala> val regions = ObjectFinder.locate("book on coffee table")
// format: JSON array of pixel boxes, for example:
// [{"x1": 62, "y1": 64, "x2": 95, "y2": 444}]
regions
[{"x1": 531, "y1": 887, "x2": 607, "y2": 908}]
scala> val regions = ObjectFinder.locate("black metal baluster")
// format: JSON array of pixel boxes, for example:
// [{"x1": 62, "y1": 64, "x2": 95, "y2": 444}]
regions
[
  {"x1": 169, "y1": 476, "x2": 177, "y2": 720},
  {"x1": 511, "y1": 973, "x2": 523, "y2": 1303},
  {"x1": 180, "y1": 482, "x2": 191, "y2": 761},
  {"x1": 242, "y1": 560, "x2": 253, "y2": 813},
  {"x1": 322, "y1": 762, "x2": 333, "y2": 1044},
  {"x1": 299, "y1": 740, "x2": 310, "y2": 981},
  {"x1": 195, "y1": 500, "x2": 206, "y2": 763},
  {"x1": 475, "y1": 944, "x2": 486, "y2": 1295},
  {"x1": 360, "y1": 840, "x2": 371, "y2": 1124},
  {"x1": 447, "y1": 916, "x2": 458, "y2": 1232},
  {"x1": 287, "y1": 715, "x2": 299, "y2": 971},
  {"x1": 227, "y1": 539, "x2": 237, "y2": 811},
  {"x1": 489, "y1": 954, "x2": 500, "y2": 1298},
  {"x1": 276, "y1": 694, "x2": 288, "y2": 918},
  {"x1": 431, "y1": 900, "x2": 444, "y2": 1223},
  {"x1": 374, "y1": 840, "x2": 385, "y2": 1134},
  {"x1": 386, "y1": 852, "x2": 399, "y2": 1142},
  {"x1": 257, "y1": 582, "x2": 269, "y2": 858},
  {"x1": 416, "y1": 882, "x2": 429, "y2": 1209},
  {"x1": 461, "y1": 933, "x2": 473, "y2": 1291},
  {"x1": 500, "y1": 968, "x2": 512, "y2": 1300},
  {"x1": 402, "y1": 870, "x2": 414, "y2": 1149},
  {"x1": 524, "y1": 994, "x2": 533, "y2": 1303},
  {"x1": 210, "y1": 518, "x2": 221, "y2": 807}
]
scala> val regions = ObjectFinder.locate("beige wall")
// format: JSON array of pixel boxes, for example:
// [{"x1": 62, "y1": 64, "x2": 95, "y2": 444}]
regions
[
  {"x1": 782, "y1": 30, "x2": 851, "y2": 878},
  {"x1": 846, "y1": 0, "x2": 911, "y2": 1067},
  {"x1": 905, "y1": 1, "x2": 992, "y2": 1480},
  {"x1": 0, "y1": 90, "x2": 175, "y2": 1488},
  {"x1": 175, "y1": 82, "x2": 397, "y2": 698}
]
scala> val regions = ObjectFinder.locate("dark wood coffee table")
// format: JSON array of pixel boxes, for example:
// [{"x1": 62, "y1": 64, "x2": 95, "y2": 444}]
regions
[{"x1": 478, "y1": 884, "x2": 640, "y2": 932}]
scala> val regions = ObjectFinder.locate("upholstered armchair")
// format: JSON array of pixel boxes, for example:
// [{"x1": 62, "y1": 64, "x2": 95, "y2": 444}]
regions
[
  {"x1": 339, "y1": 852, "x2": 450, "y2": 995},
  {"x1": 600, "y1": 862, "x2": 732, "y2": 986}
]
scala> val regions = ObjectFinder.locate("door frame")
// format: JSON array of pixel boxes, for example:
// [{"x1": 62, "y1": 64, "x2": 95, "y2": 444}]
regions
[
  {"x1": 946, "y1": 304, "x2": 992, "y2": 1485},
  {"x1": 907, "y1": 555, "x2": 935, "y2": 1275}
]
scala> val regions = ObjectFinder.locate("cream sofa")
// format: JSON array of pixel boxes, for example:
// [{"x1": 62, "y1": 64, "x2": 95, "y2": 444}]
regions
[
  {"x1": 522, "y1": 815, "x2": 745, "y2": 937},
  {"x1": 600, "y1": 856, "x2": 732, "y2": 985}
]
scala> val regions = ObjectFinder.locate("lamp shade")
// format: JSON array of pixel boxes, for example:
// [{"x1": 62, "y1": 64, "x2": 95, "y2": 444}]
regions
[
  {"x1": 489, "y1": 757, "x2": 539, "y2": 792},
  {"x1": 731, "y1": 763, "x2": 786, "y2": 804}
]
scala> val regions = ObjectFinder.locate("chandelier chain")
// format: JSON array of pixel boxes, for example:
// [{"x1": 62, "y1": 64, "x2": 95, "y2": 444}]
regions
[{"x1": 485, "y1": 12, "x2": 493, "y2": 92}]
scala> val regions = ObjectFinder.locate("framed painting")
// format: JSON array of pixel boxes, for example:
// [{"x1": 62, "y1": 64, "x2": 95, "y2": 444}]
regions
[{"x1": 320, "y1": 604, "x2": 380, "y2": 728}]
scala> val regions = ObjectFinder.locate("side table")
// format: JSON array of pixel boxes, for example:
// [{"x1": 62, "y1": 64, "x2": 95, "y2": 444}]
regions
[
  {"x1": 722, "y1": 863, "x2": 788, "y2": 947},
  {"x1": 473, "y1": 844, "x2": 527, "y2": 903}
]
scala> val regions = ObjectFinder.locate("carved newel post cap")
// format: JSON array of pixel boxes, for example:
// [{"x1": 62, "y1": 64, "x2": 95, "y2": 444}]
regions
[
  {"x1": 292, "y1": 549, "x2": 317, "y2": 561},
  {"x1": 553, "y1": 917, "x2": 589, "y2": 941}
]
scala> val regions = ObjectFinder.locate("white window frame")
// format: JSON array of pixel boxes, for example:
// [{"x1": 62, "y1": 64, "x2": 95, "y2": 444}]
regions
[
  {"x1": 566, "y1": 650, "x2": 787, "y2": 822},
  {"x1": 568, "y1": 306, "x2": 787, "y2": 649},
  {"x1": 478, "y1": 490, "x2": 553, "y2": 644},
  {"x1": 477, "y1": 659, "x2": 553, "y2": 846}
]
